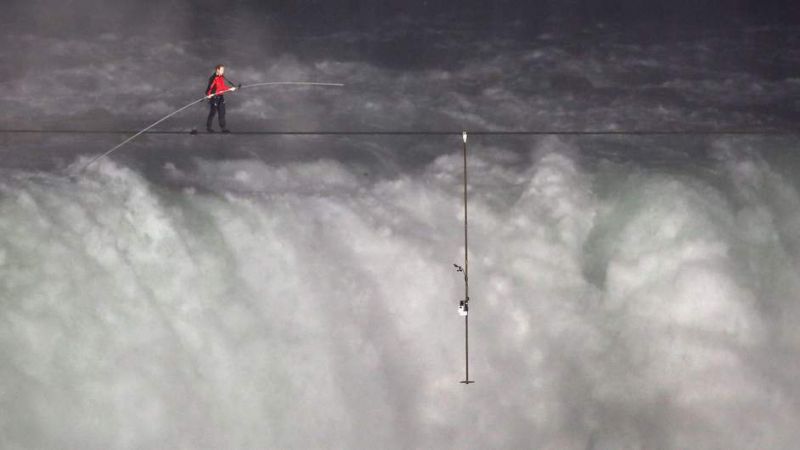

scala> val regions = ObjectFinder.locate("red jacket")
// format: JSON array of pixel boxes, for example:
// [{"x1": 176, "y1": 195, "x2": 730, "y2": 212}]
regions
[{"x1": 206, "y1": 75, "x2": 231, "y2": 96}]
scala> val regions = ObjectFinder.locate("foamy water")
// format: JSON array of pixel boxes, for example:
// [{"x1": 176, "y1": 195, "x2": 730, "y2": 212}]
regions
[
  {"x1": 2, "y1": 134, "x2": 800, "y2": 448},
  {"x1": 2, "y1": 8, "x2": 800, "y2": 449}
]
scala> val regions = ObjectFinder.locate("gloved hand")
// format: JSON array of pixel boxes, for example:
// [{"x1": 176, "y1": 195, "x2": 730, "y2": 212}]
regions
[{"x1": 229, "y1": 86, "x2": 237, "y2": 92}]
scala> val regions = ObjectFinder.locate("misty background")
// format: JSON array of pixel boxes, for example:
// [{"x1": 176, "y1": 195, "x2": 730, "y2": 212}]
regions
[{"x1": 1, "y1": 1, "x2": 800, "y2": 449}]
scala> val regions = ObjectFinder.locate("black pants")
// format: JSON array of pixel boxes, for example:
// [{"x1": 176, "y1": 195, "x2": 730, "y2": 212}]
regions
[{"x1": 207, "y1": 96, "x2": 226, "y2": 130}]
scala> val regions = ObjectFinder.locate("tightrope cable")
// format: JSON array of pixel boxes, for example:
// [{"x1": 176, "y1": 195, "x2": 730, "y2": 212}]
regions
[{"x1": 72, "y1": 81, "x2": 344, "y2": 174}]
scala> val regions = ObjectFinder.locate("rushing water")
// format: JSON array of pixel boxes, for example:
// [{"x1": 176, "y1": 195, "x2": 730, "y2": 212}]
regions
[{"x1": 1, "y1": 10, "x2": 799, "y2": 449}]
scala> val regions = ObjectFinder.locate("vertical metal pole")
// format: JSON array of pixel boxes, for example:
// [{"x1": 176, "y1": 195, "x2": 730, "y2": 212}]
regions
[
  {"x1": 463, "y1": 132, "x2": 468, "y2": 306},
  {"x1": 461, "y1": 131, "x2": 474, "y2": 385},
  {"x1": 464, "y1": 315, "x2": 470, "y2": 383}
]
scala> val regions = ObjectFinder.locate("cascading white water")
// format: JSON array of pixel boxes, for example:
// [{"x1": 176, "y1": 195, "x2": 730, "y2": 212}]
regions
[
  {"x1": 2, "y1": 1, "x2": 799, "y2": 445},
  {"x1": 2, "y1": 135, "x2": 799, "y2": 449}
]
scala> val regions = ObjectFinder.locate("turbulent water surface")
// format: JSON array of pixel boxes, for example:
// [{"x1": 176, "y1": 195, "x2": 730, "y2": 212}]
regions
[{"x1": 1, "y1": 4, "x2": 800, "y2": 449}]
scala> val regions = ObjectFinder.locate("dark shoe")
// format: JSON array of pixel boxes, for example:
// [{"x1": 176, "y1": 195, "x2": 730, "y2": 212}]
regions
[{"x1": 222, "y1": 129, "x2": 231, "y2": 134}]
